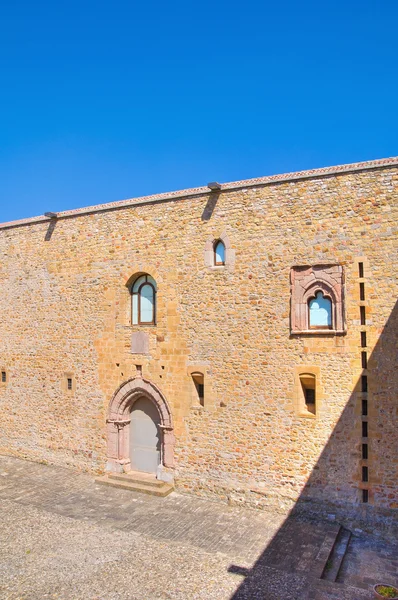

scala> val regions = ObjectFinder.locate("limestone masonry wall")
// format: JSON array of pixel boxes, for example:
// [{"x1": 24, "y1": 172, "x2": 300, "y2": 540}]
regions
[{"x1": 0, "y1": 162, "x2": 397, "y2": 520}]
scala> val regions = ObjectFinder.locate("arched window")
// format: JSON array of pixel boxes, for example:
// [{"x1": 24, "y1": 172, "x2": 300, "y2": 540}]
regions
[
  {"x1": 214, "y1": 240, "x2": 225, "y2": 266},
  {"x1": 131, "y1": 274, "x2": 157, "y2": 325},
  {"x1": 308, "y1": 291, "x2": 332, "y2": 329}
]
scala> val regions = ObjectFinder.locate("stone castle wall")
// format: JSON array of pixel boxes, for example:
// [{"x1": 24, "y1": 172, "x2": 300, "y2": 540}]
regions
[{"x1": 0, "y1": 163, "x2": 397, "y2": 518}]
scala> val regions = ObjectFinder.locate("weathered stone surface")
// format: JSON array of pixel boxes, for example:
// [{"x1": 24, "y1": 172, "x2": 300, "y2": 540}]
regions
[
  {"x1": 131, "y1": 331, "x2": 149, "y2": 354},
  {"x1": 0, "y1": 456, "x2": 397, "y2": 600},
  {"x1": 0, "y1": 160, "x2": 396, "y2": 523}
]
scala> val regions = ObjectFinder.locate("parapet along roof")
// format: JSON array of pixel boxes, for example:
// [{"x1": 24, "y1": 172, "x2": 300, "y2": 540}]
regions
[{"x1": 1, "y1": 155, "x2": 398, "y2": 230}]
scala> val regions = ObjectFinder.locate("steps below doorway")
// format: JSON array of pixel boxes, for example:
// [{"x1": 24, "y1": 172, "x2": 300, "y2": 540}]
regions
[{"x1": 95, "y1": 471, "x2": 174, "y2": 497}]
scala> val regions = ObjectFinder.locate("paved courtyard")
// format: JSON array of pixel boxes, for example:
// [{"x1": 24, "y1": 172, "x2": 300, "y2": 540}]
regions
[{"x1": 0, "y1": 455, "x2": 397, "y2": 600}]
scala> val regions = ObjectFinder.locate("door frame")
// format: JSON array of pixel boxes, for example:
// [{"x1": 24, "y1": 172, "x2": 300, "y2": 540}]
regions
[{"x1": 106, "y1": 377, "x2": 174, "y2": 475}]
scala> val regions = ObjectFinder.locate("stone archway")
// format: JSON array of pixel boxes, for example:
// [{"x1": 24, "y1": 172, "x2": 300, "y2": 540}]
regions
[{"x1": 106, "y1": 377, "x2": 174, "y2": 476}]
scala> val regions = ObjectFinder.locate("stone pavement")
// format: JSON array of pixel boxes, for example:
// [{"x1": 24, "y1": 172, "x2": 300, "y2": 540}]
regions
[{"x1": 0, "y1": 455, "x2": 396, "y2": 600}]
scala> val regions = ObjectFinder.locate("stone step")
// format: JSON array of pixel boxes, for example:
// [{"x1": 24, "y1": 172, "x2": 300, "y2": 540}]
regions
[
  {"x1": 321, "y1": 526, "x2": 352, "y2": 582},
  {"x1": 108, "y1": 471, "x2": 165, "y2": 488},
  {"x1": 95, "y1": 475, "x2": 174, "y2": 497},
  {"x1": 312, "y1": 523, "x2": 342, "y2": 580},
  {"x1": 310, "y1": 578, "x2": 372, "y2": 600}
]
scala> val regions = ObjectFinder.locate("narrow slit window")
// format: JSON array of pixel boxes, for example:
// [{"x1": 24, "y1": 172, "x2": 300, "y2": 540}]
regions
[
  {"x1": 362, "y1": 399, "x2": 368, "y2": 416},
  {"x1": 362, "y1": 489, "x2": 369, "y2": 503},
  {"x1": 300, "y1": 373, "x2": 316, "y2": 415},
  {"x1": 360, "y1": 306, "x2": 366, "y2": 325},
  {"x1": 358, "y1": 262, "x2": 364, "y2": 278},
  {"x1": 362, "y1": 444, "x2": 368, "y2": 460},
  {"x1": 362, "y1": 466, "x2": 368, "y2": 482},
  {"x1": 192, "y1": 372, "x2": 204, "y2": 407},
  {"x1": 360, "y1": 282, "x2": 365, "y2": 301},
  {"x1": 361, "y1": 352, "x2": 368, "y2": 369},
  {"x1": 1, "y1": 371, "x2": 6, "y2": 383},
  {"x1": 214, "y1": 240, "x2": 225, "y2": 266},
  {"x1": 361, "y1": 331, "x2": 367, "y2": 347},
  {"x1": 308, "y1": 292, "x2": 332, "y2": 329},
  {"x1": 361, "y1": 375, "x2": 368, "y2": 393},
  {"x1": 362, "y1": 421, "x2": 368, "y2": 438},
  {"x1": 67, "y1": 377, "x2": 73, "y2": 391}
]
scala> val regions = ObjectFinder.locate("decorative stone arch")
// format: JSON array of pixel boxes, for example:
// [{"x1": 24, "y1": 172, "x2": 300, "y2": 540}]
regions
[
  {"x1": 303, "y1": 280, "x2": 336, "y2": 329},
  {"x1": 106, "y1": 377, "x2": 174, "y2": 474},
  {"x1": 117, "y1": 265, "x2": 163, "y2": 328},
  {"x1": 204, "y1": 232, "x2": 235, "y2": 269},
  {"x1": 290, "y1": 264, "x2": 346, "y2": 334}
]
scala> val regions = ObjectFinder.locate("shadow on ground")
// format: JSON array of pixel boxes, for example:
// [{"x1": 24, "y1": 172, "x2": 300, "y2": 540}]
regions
[{"x1": 228, "y1": 299, "x2": 398, "y2": 599}]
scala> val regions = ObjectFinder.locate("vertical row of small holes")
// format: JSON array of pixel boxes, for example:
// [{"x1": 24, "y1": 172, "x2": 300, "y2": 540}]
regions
[
  {"x1": 1, "y1": 371, "x2": 6, "y2": 383},
  {"x1": 359, "y1": 262, "x2": 369, "y2": 503}
]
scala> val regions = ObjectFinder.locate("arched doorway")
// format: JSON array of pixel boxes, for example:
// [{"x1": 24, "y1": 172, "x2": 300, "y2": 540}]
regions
[
  {"x1": 130, "y1": 397, "x2": 161, "y2": 473},
  {"x1": 106, "y1": 377, "x2": 174, "y2": 477}
]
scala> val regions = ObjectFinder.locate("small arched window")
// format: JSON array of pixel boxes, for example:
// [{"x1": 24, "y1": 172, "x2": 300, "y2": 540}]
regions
[
  {"x1": 131, "y1": 274, "x2": 157, "y2": 325},
  {"x1": 214, "y1": 240, "x2": 225, "y2": 266},
  {"x1": 309, "y1": 291, "x2": 332, "y2": 329}
]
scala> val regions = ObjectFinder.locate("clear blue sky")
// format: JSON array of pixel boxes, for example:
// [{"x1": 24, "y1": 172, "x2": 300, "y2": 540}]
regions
[{"x1": 1, "y1": 0, "x2": 397, "y2": 222}]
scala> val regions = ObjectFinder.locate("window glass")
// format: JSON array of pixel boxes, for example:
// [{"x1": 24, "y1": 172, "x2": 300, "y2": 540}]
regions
[
  {"x1": 132, "y1": 275, "x2": 146, "y2": 293},
  {"x1": 309, "y1": 292, "x2": 332, "y2": 327},
  {"x1": 140, "y1": 284, "x2": 154, "y2": 323},
  {"x1": 214, "y1": 241, "x2": 225, "y2": 265},
  {"x1": 132, "y1": 293, "x2": 139, "y2": 325},
  {"x1": 147, "y1": 275, "x2": 157, "y2": 290}
]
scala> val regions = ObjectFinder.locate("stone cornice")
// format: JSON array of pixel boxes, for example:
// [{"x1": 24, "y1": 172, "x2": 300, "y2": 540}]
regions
[{"x1": 1, "y1": 156, "x2": 397, "y2": 230}]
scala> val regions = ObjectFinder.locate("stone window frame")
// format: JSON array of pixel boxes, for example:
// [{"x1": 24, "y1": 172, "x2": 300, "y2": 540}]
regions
[
  {"x1": 0, "y1": 368, "x2": 7, "y2": 386},
  {"x1": 293, "y1": 366, "x2": 324, "y2": 419},
  {"x1": 62, "y1": 372, "x2": 76, "y2": 395},
  {"x1": 187, "y1": 365, "x2": 216, "y2": 411},
  {"x1": 290, "y1": 264, "x2": 346, "y2": 335},
  {"x1": 130, "y1": 273, "x2": 157, "y2": 327},
  {"x1": 204, "y1": 233, "x2": 235, "y2": 270}
]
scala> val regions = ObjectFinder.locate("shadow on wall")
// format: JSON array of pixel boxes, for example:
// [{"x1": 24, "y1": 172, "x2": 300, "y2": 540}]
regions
[
  {"x1": 201, "y1": 192, "x2": 220, "y2": 221},
  {"x1": 228, "y1": 298, "x2": 398, "y2": 599}
]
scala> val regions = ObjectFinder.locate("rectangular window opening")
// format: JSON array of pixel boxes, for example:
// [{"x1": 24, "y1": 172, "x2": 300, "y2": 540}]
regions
[
  {"x1": 362, "y1": 399, "x2": 368, "y2": 416},
  {"x1": 361, "y1": 352, "x2": 368, "y2": 369},
  {"x1": 1, "y1": 371, "x2": 6, "y2": 383},
  {"x1": 360, "y1": 282, "x2": 365, "y2": 301},
  {"x1": 362, "y1": 443, "x2": 368, "y2": 460},
  {"x1": 362, "y1": 489, "x2": 369, "y2": 503},
  {"x1": 358, "y1": 262, "x2": 364, "y2": 278},
  {"x1": 362, "y1": 466, "x2": 369, "y2": 482},
  {"x1": 360, "y1": 306, "x2": 366, "y2": 325},
  {"x1": 362, "y1": 421, "x2": 368, "y2": 438},
  {"x1": 300, "y1": 374, "x2": 316, "y2": 415},
  {"x1": 192, "y1": 373, "x2": 204, "y2": 407},
  {"x1": 67, "y1": 377, "x2": 73, "y2": 391},
  {"x1": 361, "y1": 331, "x2": 367, "y2": 348},
  {"x1": 361, "y1": 375, "x2": 368, "y2": 393}
]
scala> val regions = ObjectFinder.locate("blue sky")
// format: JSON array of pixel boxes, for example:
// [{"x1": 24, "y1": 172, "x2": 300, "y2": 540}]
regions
[{"x1": 1, "y1": 0, "x2": 397, "y2": 222}]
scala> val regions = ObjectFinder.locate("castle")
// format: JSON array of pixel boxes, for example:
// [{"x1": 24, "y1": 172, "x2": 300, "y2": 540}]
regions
[{"x1": 0, "y1": 157, "x2": 397, "y2": 526}]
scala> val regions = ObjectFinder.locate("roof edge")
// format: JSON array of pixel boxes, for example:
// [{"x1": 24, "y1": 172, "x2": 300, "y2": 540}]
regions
[{"x1": 1, "y1": 156, "x2": 397, "y2": 230}]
